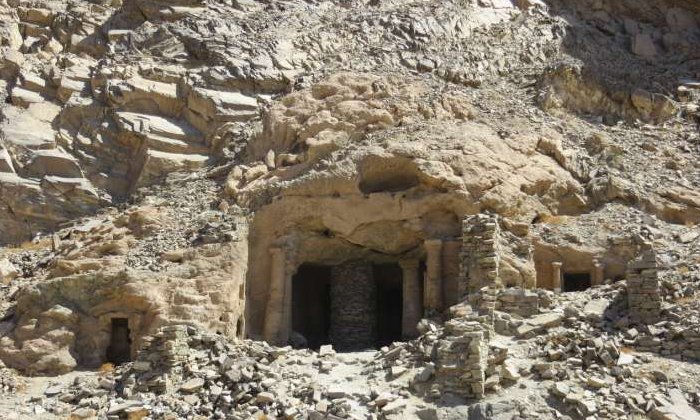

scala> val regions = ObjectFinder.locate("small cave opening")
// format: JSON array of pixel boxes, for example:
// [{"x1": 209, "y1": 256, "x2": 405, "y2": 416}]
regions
[
  {"x1": 292, "y1": 264, "x2": 332, "y2": 349},
  {"x1": 374, "y1": 263, "x2": 403, "y2": 347},
  {"x1": 106, "y1": 318, "x2": 132, "y2": 365},
  {"x1": 563, "y1": 272, "x2": 592, "y2": 292},
  {"x1": 358, "y1": 157, "x2": 420, "y2": 194}
]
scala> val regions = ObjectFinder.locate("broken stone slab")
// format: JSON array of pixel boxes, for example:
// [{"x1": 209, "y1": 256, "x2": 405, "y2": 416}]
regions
[
  {"x1": 115, "y1": 112, "x2": 202, "y2": 142},
  {"x1": 1, "y1": 103, "x2": 60, "y2": 148},
  {"x1": 10, "y1": 87, "x2": 44, "y2": 107},
  {"x1": 44, "y1": 384, "x2": 63, "y2": 397},
  {"x1": 107, "y1": 401, "x2": 144, "y2": 416},
  {"x1": 318, "y1": 344, "x2": 334, "y2": 357},
  {"x1": 586, "y1": 375, "x2": 609, "y2": 389},
  {"x1": 382, "y1": 398, "x2": 407, "y2": 415},
  {"x1": 583, "y1": 298, "x2": 609, "y2": 319},
  {"x1": 134, "y1": 150, "x2": 209, "y2": 190},
  {"x1": 649, "y1": 389, "x2": 700, "y2": 420},
  {"x1": 550, "y1": 382, "x2": 570, "y2": 397},
  {"x1": 678, "y1": 230, "x2": 699, "y2": 244},
  {"x1": 178, "y1": 377, "x2": 205, "y2": 393},
  {"x1": 516, "y1": 312, "x2": 564, "y2": 337},
  {"x1": 70, "y1": 407, "x2": 97, "y2": 419},
  {"x1": 187, "y1": 87, "x2": 259, "y2": 123},
  {"x1": 326, "y1": 387, "x2": 346, "y2": 399},
  {"x1": 500, "y1": 361, "x2": 520, "y2": 381},
  {"x1": 413, "y1": 364, "x2": 435, "y2": 383},
  {"x1": 390, "y1": 366, "x2": 407, "y2": 378},
  {"x1": 25, "y1": 149, "x2": 83, "y2": 179},
  {"x1": 256, "y1": 391, "x2": 275, "y2": 404},
  {"x1": 374, "y1": 392, "x2": 395, "y2": 408}
]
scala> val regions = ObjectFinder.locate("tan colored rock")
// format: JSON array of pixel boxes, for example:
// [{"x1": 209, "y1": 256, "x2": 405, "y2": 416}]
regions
[
  {"x1": 134, "y1": 150, "x2": 209, "y2": 190},
  {"x1": 10, "y1": 86, "x2": 44, "y2": 107},
  {"x1": 25, "y1": 149, "x2": 84, "y2": 179},
  {"x1": 107, "y1": 76, "x2": 182, "y2": 117},
  {"x1": 0, "y1": 258, "x2": 18, "y2": 283},
  {"x1": 0, "y1": 21, "x2": 22, "y2": 51},
  {"x1": 0, "y1": 230, "x2": 247, "y2": 374},
  {"x1": 1, "y1": 103, "x2": 60, "y2": 148}
]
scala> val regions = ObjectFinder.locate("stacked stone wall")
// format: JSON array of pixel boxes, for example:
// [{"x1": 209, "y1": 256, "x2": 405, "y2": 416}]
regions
[
  {"x1": 495, "y1": 287, "x2": 539, "y2": 317},
  {"x1": 434, "y1": 319, "x2": 488, "y2": 399},
  {"x1": 627, "y1": 249, "x2": 661, "y2": 325},
  {"x1": 460, "y1": 214, "x2": 502, "y2": 296},
  {"x1": 131, "y1": 325, "x2": 193, "y2": 393},
  {"x1": 329, "y1": 262, "x2": 376, "y2": 350}
]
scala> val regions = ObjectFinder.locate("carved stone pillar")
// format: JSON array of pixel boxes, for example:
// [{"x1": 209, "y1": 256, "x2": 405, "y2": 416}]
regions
[
  {"x1": 263, "y1": 247, "x2": 288, "y2": 344},
  {"x1": 400, "y1": 259, "x2": 421, "y2": 339},
  {"x1": 424, "y1": 239, "x2": 443, "y2": 313},
  {"x1": 593, "y1": 259, "x2": 604, "y2": 286},
  {"x1": 552, "y1": 262, "x2": 562, "y2": 293}
]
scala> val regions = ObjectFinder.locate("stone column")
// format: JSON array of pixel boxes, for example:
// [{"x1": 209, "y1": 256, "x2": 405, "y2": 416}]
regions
[
  {"x1": 263, "y1": 247, "x2": 288, "y2": 345},
  {"x1": 551, "y1": 262, "x2": 562, "y2": 293},
  {"x1": 593, "y1": 259, "x2": 604, "y2": 286},
  {"x1": 425, "y1": 239, "x2": 443, "y2": 313},
  {"x1": 400, "y1": 259, "x2": 421, "y2": 339}
]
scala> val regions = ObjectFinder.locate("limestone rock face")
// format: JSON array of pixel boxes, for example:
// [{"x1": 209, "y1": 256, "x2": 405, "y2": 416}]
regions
[
  {"x1": 0, "y1": 235, "x2": 248, "y2": 375},
  {"x1": 0, "y1": 0, "x2": 698, "y2": 405},
  {"x1": 0, "y1": 1, "x2": 268, "y2": 244}
]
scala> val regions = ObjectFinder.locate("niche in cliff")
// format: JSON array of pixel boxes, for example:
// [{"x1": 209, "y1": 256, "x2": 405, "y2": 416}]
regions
[{"x1": 358, "y1": 156, "x2": 420, "y2": 194}]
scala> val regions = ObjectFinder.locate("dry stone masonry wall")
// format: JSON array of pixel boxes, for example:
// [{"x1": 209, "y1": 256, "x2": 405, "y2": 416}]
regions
[
  {"x1": 460, "y1": 214, "x2": 503, "y2": 294},
  {"x1": 329, "y1": 262, "x2": 377, "y2": 351},
  {"x1": 494, "y1": 287, "x2": 540, "y2": 318},
  {"x1": 627, "y1": 248, "x2": 661, "y2": 325},
  {"x1": 434, "y1": 318, "x2": 488, "y2": 400}
]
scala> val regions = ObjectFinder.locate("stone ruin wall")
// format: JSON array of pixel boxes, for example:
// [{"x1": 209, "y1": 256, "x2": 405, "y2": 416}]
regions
[
  {"x1": 460, "y1": 213, "x2": 502, "y2": 295},
  {"x1": 329, "y1": 262, "x2": 377, "y2": 351},
  {"x1": 434, "y1": 319, "x2": 488, "y2": 400},
  {"x1": 627, "y1": 248, "x2": 661, "y2": 325}
]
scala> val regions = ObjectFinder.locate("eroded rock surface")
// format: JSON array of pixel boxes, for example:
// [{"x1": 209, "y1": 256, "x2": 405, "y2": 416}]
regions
[{"x1": 0, "y1": 0, "x2": 698, "y2": 419}]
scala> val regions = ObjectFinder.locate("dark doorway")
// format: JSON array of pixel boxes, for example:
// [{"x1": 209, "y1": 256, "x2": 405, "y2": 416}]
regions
[
  {"x1": 374, "y1": 263, "x2": 403, "y2": 347},
  {"x1": 106, "y1": 318, "x2": 131, "y2": 365},
  {"x1": 563, "y1": 272, "x2": 592, "y2": 292},
  {"x1": 292, "y1": 264, "x2": 332, "y2": 349}
]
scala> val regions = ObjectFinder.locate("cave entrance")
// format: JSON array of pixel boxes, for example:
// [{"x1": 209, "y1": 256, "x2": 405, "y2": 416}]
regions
[
  {"x1": 291, "y1": 262, "x2": 404, "y2": 350},
  {"x1": 374, "y1": 263, "x2": 403, "y2": 347},
  {"x1": 292, "y1": 264, "x2": 332, "y2": 349},
  {"x1": 106, "y1": 318, "x2": 132, "y2": 365},
  {"x1": 563, "y1": 272, "x2": 592, "y2": 292}
]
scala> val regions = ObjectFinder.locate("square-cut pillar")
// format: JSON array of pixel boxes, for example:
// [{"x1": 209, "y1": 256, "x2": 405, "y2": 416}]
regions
[
  {"x1": 424, "y1": 239, "x2": 443, "y2": 313},
  {"x1": 593, "y1": 259, "x2": 604, "y2": 286},
  {"x1": 263, "y1": 247, "x2": 289, "y2": 345},
  {"x1": 399, "y1": 259, "x2": 421, "y2": 339},
  {"x1": 551, "y1": 262, "x2": 562, "y2": 293}
]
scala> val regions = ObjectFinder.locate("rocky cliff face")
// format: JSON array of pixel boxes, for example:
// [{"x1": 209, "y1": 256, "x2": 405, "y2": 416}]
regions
[
  {"x1": 0, "y1": 0, "x2": 699, "y2": 418},
  {"x1": 1, "y1": 0, "x2": 698, "y2": 244}
]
